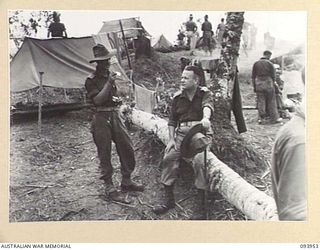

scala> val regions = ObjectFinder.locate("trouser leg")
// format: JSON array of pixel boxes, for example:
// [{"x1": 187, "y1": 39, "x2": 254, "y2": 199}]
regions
[
  {"x1": 192, "y1": 149, "x2": 209, "y2": 190},
  {"x1": 256, "y1": 91, "x2": 267, "y2": 119},
  {"x1": 160, "y1": 148, "x2": 181, "y2": 186},
  {"x1": 112, "y1": 113, "x2": 135, "y2": 181},
  {"x1": 266, "y1": 88, "x2": 280, "y2": 121},
  {"x1": 190, "y1": 35, "x2": 196, "y2": 50},
  {"x1": 92, "y1": 114, "x2": 113, "y2": 182}
]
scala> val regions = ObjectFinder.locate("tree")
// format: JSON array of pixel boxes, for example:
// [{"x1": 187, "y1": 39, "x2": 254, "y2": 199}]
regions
[
  {"x1": 208, "y1": 12, "x2": 268, "y2": 176},
  {"x1": 9, "y1": 10, "x2": 53, "y2": 58}
]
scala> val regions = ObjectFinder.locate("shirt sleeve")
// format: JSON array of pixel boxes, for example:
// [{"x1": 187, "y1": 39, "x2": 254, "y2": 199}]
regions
[
  {"x1": 168, "y1": 98, "x2": 178, "y2": 127},
  {"x1": 277, "y1": 143, "x2": 306, "y2": 221},
  {"x1": 85, "y1": 78, "x2": 99, "y2": 99},
  {"x1": 201, "y1": 90, "x2": 214, "y2": 113}
]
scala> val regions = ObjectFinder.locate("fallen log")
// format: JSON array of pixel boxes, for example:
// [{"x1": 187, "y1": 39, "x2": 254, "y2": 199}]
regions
[{"x1": 127, "y1": 107, "x2": 278, "y2": 221}]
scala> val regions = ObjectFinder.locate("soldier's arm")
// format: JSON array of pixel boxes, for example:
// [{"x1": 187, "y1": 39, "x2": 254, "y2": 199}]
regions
[
  {"x1": 85, "y1": 77, "x2": 114, "y2": 106},
  {"x1": 201, "y1": 88, "x2": 214, "y2": 115},
  {"x1": 93, "y1": 80, "x2": 113, "y2": 106},
  {"x1": 201, "y1": 89, "x2": 213, "y2": 130},
  {"x1": 166, "y1": 97, "x2": 178, "y2": 152}
]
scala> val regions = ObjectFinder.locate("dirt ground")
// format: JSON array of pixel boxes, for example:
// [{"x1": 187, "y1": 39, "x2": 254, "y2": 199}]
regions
[{"x1": 10, "y1": 47, "x2": 296, "y2": 222}]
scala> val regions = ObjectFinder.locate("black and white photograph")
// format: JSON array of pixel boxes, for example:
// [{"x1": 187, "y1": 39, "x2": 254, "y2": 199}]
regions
[{"x1": 9, "y1": 10, "x2": 306, "y2": 222}]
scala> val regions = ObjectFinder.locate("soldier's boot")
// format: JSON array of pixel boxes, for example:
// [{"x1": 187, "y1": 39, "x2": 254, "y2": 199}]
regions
[
  {"x1": 104, "y1": 179, "x2": 130, "y2": 204},
  {"x1": 190, "y1": 189, "x2": 207, "y2": 220},
  {"x1": 152, "y1": 185, "x2": 175, "y2": 215},
  {"x1": 121, "y1": 177, "x2": 145, "y2": 192}
]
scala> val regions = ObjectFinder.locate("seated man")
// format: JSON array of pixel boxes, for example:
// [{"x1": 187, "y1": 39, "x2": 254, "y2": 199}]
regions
[{"x1": 152, "y1": 65, "x2": 214, "y2": 219}]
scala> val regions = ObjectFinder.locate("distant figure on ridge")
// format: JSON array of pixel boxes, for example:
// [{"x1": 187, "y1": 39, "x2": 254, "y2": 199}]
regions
[
  {"x1": 201, "y1": 15, "x2": 214, "y2": 55},
  {"x1": 47, "y1": 11, "x2": 68, "y2": 38},
  {"x1": 185, "y1": 14, "x2": 198, "y2": 51},
  {"x1": 216, "y1": 18, "x2": 226, "y2": 48}
]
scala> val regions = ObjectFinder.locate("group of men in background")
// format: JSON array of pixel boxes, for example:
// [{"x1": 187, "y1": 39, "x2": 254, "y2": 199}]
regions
[{"x1": 178, "y1": 14, "x2": 226, "y2": 55}]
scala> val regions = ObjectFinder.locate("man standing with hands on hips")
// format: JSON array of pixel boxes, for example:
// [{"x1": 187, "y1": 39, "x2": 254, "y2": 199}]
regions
[
  {"x1": 185, "y1": 14, "x2": 198, "y2": 51},
  {"x1": 153, "y1": 65, "x2": 213, "y2": 219},
  {"x1": 252, "y1": 50, "x2": 282, "y2": 124},
  {"x1": 85, "y1": 44, "x2": 144, "y2": 203}
]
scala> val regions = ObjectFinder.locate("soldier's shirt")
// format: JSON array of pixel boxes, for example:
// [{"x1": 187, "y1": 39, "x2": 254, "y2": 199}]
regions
[
  {"x1": 252, "y1": 57, "x2": 276, "y2": 81},
  {"x1": 186, "y1": 21, "x2": 197, "y2": 32},
  {"x1": 48, "y1": 22, "x2": 66, "y2": 37},
  {"x1": 168, "y1": 86, "x2": 213, "y2": 127},
  {"x1": 85, "y1": 71, "x2": 118, "y2": 107}
]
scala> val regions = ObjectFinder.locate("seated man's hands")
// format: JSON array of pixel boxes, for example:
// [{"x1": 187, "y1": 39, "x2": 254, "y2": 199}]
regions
[
  {"x1": 165, "y1": 139, "x2": 177, "y2": 154},
  {"x1": 201, "y1": 117, "x2": 211, "y2": 131}
]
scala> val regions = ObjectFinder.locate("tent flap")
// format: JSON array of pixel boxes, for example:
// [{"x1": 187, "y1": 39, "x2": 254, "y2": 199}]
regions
[
  {"x1": 98, "y1": 17, "x2": 151, "y2": 38},
  {"x1": 10, "y1": 36, "x2": 130, "y2": 92}
]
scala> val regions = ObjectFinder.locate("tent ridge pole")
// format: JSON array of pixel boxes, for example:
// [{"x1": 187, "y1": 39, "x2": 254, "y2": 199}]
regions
[{"x1": 38, "y1": 72, "x2": 44, "y2": 136}]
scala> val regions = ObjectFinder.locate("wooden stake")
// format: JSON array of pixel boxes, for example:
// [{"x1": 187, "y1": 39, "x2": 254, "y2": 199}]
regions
[
  {"x1": 112, "y1": 32, "x2": 122, "y2": 65},
  {"x1": 119, "y1": 20, "x2": 132, "y2": 69},
  {"x1": 38, "y1": 72, "x2": 44, "y2": 135}
]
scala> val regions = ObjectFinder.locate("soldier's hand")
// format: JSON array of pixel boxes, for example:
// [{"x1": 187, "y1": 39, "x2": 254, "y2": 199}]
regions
[
  {"x1": 165, "y1": 139, "x2": 176, "y2": 154},
  {"x1": 109, "y1": 71, "x2": 120, "y2": 84},
  {"x1": 201, "y1": 117, "x2": 211, "y2": 131}
]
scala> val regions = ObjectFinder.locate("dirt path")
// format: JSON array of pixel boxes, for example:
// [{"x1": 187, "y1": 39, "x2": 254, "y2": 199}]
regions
[{"x1": 10, "y1": 109, "x2": 252, "y2": 221}]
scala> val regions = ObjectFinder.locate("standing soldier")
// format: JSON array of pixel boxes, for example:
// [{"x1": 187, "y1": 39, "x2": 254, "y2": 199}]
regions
[
  {"x1": 85, "y1": 44, "x2": 144, "y2": 203},
  {"x1": 201, "y1": 15, "x2": 214, "y2": 55},
  {"x1": 216, "y1": 18, "x2": 226, "y2": 48},
  {"x1": 252, "y1": 50, "x2": 282, "y2": 124},
  {"x1": 185, "y1": 14, "x2": 198, "y2": 51},
  {"x1": 47, "y1": 11, "x2": 68, "y2": 38}
]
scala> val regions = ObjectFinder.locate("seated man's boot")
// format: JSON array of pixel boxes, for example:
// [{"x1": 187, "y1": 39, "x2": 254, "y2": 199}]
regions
[
  {"x1": 190, "y1": 189, "x2": 207, "y2": 220},
  {"x1": 152, "y1": 185, "x2": 175, "y2": 215},
  {"x1": 104, "y1": 179, "x2": 131, "y2": 204},
  {"x1": 121, "y1": 178, "x2": 145, "y2": 192}
]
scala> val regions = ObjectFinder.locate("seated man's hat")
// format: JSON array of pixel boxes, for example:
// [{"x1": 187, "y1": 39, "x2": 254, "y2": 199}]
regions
[{"x1": 180, "y1": 123, "x2": 212, "y2": 158}]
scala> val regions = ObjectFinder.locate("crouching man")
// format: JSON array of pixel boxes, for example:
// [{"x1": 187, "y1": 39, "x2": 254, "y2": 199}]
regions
[{"x1": 152, "y1": 65, "x2": 213, "y2": 219}]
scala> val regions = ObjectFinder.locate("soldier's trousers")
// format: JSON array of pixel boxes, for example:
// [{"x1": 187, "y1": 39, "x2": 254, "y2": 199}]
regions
[
  {"x1": 255, "y1": 76, "x2": 280, "y2": 121},
  {"x1": 160, "y1": 126, "x2": 210, "y2": 190},
  {"x1": 91, "y1": 111, "x2": 135, "y2": 182}
]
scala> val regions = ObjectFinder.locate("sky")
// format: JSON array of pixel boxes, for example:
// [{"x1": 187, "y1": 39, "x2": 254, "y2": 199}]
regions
[{"x1": 18, "y1": 10, "x2": 306, "y2": 44}]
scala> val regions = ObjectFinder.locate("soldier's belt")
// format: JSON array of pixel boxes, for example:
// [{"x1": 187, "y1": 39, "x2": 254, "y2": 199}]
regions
[
  {"x1": 96, "y1": 106, "x2": 119, "y2": 112},
  {"x1": 178, "y1": 121, "x2": 200, "y2": 127}
]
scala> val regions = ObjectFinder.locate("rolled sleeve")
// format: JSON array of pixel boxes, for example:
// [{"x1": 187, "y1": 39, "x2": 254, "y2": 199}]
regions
[{"x1": 202, "y1": 91, "x2": 214, "y2": 113}]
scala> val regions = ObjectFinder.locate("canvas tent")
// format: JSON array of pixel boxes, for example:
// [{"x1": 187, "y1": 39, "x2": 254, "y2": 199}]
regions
[
  {"x1": 151, "y1": 34, "x2": 173, "y2": 51},
  {"x1": 271, "y1": 44, "x2": 305, "y2": 71},
  {"x1": 10, "y1": 34, "x2": 130, "y2": 93},
  {"x1": 98, "y1": 17, "x2": 151, "y2": 39}
]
